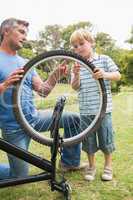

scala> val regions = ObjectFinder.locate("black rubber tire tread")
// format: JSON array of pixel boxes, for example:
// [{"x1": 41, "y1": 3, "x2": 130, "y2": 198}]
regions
[{"x1": 12, "y1": 50, "x2": 107, "y2": 147}]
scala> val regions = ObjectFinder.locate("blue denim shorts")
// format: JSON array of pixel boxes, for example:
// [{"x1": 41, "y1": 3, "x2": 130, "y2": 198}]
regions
[{"x1": 81, "y1": 113, "x2": 115, "y2": 154}]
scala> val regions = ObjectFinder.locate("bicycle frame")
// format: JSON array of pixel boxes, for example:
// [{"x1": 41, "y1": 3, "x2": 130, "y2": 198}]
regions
[{"x1": 0, "y1": 96, "x2": 70, "y2": 198}]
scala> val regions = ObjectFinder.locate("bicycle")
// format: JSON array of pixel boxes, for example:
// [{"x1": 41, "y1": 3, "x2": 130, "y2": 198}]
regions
[{"x1": 0, "y1": 50, "x2": 107, "y2": 200}]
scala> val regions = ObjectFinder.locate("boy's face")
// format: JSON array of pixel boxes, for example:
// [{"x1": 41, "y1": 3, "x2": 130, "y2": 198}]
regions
[{"x1": 72, "y1": 38, "x2": 93, "y2": 59}]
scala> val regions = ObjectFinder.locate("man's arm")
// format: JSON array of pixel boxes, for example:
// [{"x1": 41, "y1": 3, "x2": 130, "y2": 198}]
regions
[{"x1": 33, "y1": 64, "x2": 68, "y2": 97}]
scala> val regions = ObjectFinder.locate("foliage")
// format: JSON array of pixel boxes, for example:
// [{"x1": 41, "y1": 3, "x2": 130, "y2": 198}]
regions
[
  {"x1": 18, "y1": 41, "x2": 35, "y2": 59},
  {"x1": 124, "y1": 51, "x2": 133, "y2": 84},
  {"x1": 18, "y1": 47, "x2": 35, "y2": 59},
  {"x1": 38, "y1": 24, "x2": 63, "y2": 51},
  {"x1": 19, "y1": 22, "x2": 133, "y2": 89},
  {"x1": 95, "y1": 32, "x2": 116, "y2": 54},
  {"x1": 125, "y1": 25, "x2": 133, "y2": 48},
  {"x1": 31, "y1": 21, "x2": 93, "y2": 54}
]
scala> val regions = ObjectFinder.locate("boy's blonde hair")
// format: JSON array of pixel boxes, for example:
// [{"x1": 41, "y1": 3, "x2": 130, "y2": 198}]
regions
[{"x1": 70, "y1": 29, "x2": 94, "y2": 46}]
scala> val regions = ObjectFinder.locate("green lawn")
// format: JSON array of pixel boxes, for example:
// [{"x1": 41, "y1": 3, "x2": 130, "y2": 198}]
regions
[{"x1": 0, "y1": 86, "x2": 133, "y2": 200}]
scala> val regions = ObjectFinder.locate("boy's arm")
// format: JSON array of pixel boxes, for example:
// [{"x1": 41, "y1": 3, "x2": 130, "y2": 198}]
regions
[
  {"x1": 93, "y1": 68, "x2": 121, "y2": 81},
  {"x1": 104, "y1": 71, "x2": 121, "y2": 81},
  {"x1": 71, "y1": 72, "x2": 80, "y2": 90},
  {"x1": 71, "y1": 63, "x2": 80, "y2": 90},
  {"x1": 93, "y1": 56, "x2": 121, "y2": 81}
]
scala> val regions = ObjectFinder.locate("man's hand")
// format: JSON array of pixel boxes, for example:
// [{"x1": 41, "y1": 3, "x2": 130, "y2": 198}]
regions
[
  {"x1": 57, "y1": 60, "x2": 68, "y2": 77},
  {"x1": 0, "y1": 68, "x2": 24, "y2": 93},
  {"x1": 4, "y1": 68, "x2": 24, "y2": 86}
]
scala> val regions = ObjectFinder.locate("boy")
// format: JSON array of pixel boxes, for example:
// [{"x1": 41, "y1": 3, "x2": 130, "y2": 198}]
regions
[{"x1": 70, "y1": 29, "x2": 121, "y2": 181}]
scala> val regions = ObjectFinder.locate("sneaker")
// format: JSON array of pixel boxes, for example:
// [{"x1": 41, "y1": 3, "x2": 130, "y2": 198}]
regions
[
  {"x1": 84, "y1": 167, "x2": 96, "y2": 181},
  {"x1": 101, "y1": 167, "x2": 113, "y2": 181},
  {"x1": 59, "y1": 161, "x2": 89, "y2": 172}
]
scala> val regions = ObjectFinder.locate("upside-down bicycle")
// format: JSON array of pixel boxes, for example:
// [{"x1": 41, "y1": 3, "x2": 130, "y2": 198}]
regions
[{"x1": 0, "y1": 50, "x2": 107, "y2": 200}]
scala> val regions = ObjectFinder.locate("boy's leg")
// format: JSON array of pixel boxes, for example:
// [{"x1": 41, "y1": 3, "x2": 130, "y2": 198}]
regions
[
  {"x1": 97, "y1": 113, "x2": 115, "y2": 180},
  {"x1": 81, "y1": 115, "x2": 98, "y2": 167},
  {"x1": 104, "y1": 153, "x2": 112, "y2": 169},
  {"x1": 87, "y1": 153, "x2": 96, "y2": 168},
  {"x1": 81, "y1": 115, "x2": 98, "y2": 181},
  {"x1": 101, "y1": 153, "x2": 113, "y2": 181}
]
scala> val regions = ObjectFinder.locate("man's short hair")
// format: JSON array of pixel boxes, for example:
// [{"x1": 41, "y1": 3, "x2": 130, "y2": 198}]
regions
[{"x1": 0, "y1": 18, "x2": 29, "y2": 42}]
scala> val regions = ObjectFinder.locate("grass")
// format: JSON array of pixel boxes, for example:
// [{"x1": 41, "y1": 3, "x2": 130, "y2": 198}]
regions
[
  {"x1": 35, "y1": 83, "x2": 78, "y2": 110},
  {"x1": 0, "y1": 86, "x2": 133, "y2": 200}
]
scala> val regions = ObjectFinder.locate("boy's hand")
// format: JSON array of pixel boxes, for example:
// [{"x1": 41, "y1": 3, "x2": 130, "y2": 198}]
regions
[
  {"x1": 93, "y1": 68, "x2": 106, "y2": 79},
  {"x1": 72, "y1": 62, "x2": 80, "y2": 74}
]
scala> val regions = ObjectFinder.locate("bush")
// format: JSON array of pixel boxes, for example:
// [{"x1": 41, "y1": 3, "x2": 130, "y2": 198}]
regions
[{"x1": 111, "y1": 81, "x2": 121, "y2": 93}]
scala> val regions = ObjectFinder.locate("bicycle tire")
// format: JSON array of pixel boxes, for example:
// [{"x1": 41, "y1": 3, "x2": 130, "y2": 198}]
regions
[{"x1": 12, "y1": 50, "x2": 107, "y2": 147}]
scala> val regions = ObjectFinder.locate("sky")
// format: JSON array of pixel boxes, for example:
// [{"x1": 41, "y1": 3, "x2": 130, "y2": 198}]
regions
[{"x1": 0, "y1": 0, "x2": 132, "y2": 49}]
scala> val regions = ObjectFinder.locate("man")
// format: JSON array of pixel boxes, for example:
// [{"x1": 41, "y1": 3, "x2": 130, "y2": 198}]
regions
[{"x1": 0, "y1": 18, "x2": 86, "y2": 179}]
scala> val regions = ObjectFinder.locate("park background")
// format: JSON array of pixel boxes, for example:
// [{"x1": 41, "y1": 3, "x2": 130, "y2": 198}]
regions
[{"x1": 0, "y1": 0, "x2": 133, "y2": 199}]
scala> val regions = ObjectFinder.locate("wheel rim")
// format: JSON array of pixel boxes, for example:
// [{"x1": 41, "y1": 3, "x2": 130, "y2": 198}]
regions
[{"x1": 13, "y1": 50, "x2": 107, "y2": 147}]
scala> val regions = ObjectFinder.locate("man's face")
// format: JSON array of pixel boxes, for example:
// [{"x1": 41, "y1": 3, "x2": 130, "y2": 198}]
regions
[{"x1": 6, "y1": 24, "x2": 28, "y2": 50}]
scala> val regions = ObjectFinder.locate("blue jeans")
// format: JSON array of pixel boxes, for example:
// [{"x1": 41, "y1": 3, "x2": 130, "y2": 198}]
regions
[{"x1": 0, "y1": 110, "x2": 81, "y2": 179}]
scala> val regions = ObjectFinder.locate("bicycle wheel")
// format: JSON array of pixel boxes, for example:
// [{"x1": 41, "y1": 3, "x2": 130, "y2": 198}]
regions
[{"x1": 12, "y1": 50, "x2": 107, "y2": 147}]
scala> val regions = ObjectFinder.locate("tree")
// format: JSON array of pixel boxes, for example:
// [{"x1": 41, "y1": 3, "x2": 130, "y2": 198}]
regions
[
  {"x1": 18, "y1": 41, "x2": 35, "y2": 59},
  {"x1": 35, "y1": 21, "x2": 93, "y2": 52},
  {"x1": 125, "y1": 25, "x2": 133, "y2": 49},
  {"x1": 124, "y1": 51, "x2": 133, "y2": 84},
  {"x1": 36, "y1": 24, "x2": 63, "y2": 53},
  {"x1": 95, "y1": 32, "x2": 116, "y2": 55}
]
